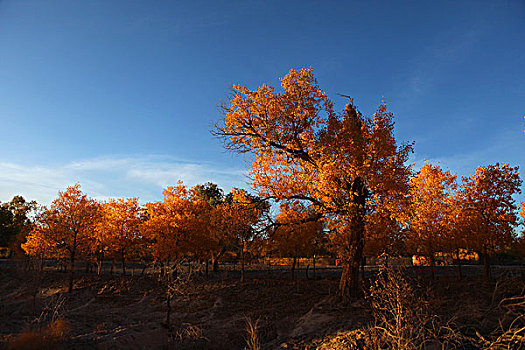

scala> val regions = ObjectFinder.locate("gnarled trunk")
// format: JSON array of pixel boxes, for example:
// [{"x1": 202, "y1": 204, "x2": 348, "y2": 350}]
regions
[
  {"x1": 212, "y1": 247, "x2": 226, "y2": 272},
  {"x1": 339, "y1": 177, "x2": 366, "y2": 299}
]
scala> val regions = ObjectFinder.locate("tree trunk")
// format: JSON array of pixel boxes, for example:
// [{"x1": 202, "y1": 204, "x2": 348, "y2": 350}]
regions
[
  {"x1": 340, "y1": 259, "x2": 360, "y2": 299},
  {"x1": 211, "y1": 256, "x2": 218, "y2": 272},
  {"x1": 291, "y1": 256, "x2": 297, "y2": 281},
  {"x1": 166, "y1": 290, "x2": 171, "y2": 331},
  {"x1": 240, "y1": 242, "x2": 245, "y2": 283},
  {"x1": 339, "y1": 177, "x2": 366, "y2": 299},
  {"x1": 110, "y1": 259, "x2": 115, "y2": 275},
  {"x1": 212, "y1": 247, "x2": 226, "y2": 272},
  {"x1": 430, "y1": 254, "x2": 436, "y2": 280},
  {"x1": 121, "y1": 250, "x2": 126, "y2": 275},
  {"x1": 97, "y1": 252, "x2": 103, "y2": 276},
  {"x1": 483, "y1": 253, "x2": 490, "y2": 280},
  {"x1": 68, "y1": 251, "x2": 76, "y2": 293},
  {"x1": 361, "y1": 256, "x2": 366, "y2": 280},
  {"x1": 456, "y1": 249, "x2": 462, "y2": 280},
  {"x1": 313, "y1": 254, "x2": 316, "y2": 280},
  {"x1": 205, "y1": 259, "x2": 209, "y2": 276},
  {"x1": 68, "y1": 232, "x2": 78, "y2": 293}
]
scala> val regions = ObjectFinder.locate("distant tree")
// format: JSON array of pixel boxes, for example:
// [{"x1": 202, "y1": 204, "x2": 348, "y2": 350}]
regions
[
  {"x1": 22, "y1": 209, "x2": 62, "y2": 270},
  {"x1": 224, "y1": 188, "x2": 268, "y2": 282},
  {"x1": 194, "y1": 182, "x2": 224, "y2": 207},
  {"x1": 214, "y1": 68, "x2": 413, "y2": 297},
  {"x1": 0, "y1": 205, "x2": 14, "y2": 247},
  {"x1": 0, "y1": 196, "x2": 37, "y2": 255},
  {"x1": 271, "y1": 202, "x2": 322, "y2": 280},
  {"x1": 142, "y1": 182, "x2": 213, "y2": 274},
  {"x1": 142, "y1": 182, "x2": 192, "y2": 269},
  {"x1": 194, "y1": 182, "x2": 231, "y2": 272},
  {"x1": 207, "y1": 201, "x2": 235, "y2": 272},
  {"x1": 23, "y1": 184, "x2": 98, "y2": 292},
  {"x1": 406, "y1": 163, "x2": 457, "y2": 279},
  {"x1": 98, "y1": 198, "x2": 142, "y2": 275},
  {"x1": 458, "y1": 164, "x2": 522, "y2": 278}
]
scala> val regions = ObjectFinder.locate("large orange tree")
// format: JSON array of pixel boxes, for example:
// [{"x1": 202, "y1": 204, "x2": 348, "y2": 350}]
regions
[{"x1": 215, "y1": 68, "x2": 413, "y2": 297}]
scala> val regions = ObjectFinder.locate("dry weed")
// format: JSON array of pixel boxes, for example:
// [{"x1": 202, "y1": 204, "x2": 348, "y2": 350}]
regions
[
  {"x1": 173, "y1": 323, "x2": 207, "y2": 342},
  {"x1": 245, "y1": 317, "x2": 261, "y2": 350},
  {"x1": 366, "y1": 266, "x2": 433, "y2": 349}
]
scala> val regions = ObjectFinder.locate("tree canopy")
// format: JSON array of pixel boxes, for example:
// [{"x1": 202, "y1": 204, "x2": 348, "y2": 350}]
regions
[{"x1": 215, "y1": 68, "x2": 413, "y2": 297}]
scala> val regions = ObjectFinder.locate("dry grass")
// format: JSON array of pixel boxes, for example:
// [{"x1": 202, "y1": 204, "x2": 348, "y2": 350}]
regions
[
  {"x1": 1, "y1": 266, "x2": 524, "y2": 349},
  {"x1": 244, "y1": 317, "x2": 261, "y2": 350},
  {"x1": 313, "y1": 267, "x2": 525, "y2": 349}
]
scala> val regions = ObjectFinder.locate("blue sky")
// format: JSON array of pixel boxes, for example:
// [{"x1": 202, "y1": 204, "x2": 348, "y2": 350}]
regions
[{"x1": 1, "y1": 0, "x2": 524, "y2": 205}]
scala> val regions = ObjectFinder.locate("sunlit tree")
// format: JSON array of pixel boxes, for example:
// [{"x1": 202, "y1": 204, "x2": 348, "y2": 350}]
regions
[
  {"x1": 458, "y1": 163, "x2": 522, "y2": 278},
  {"x1": 23, "y1": 184, "x2": 99, "y2": 292},
  {"x1": 406, "y1": 163, "x2": 457, "y2": 279},
  {"x1": 223, "y1": 188, "x2": 268, "y2": 282},
  {"x1": 271, "y1": 201, "x2": 322, "y2": 280},
  {"x1": 142, "y1": 182, "x2": 214, "y2": 275},
  {"x1": 98, "y1": 198, "x2": 142, "y2": 275},
  {"x1": 214, "y1": 68, "x2": 413, "y2": 297},
  {"x1": 22, "y1": 210, "x2": 62, "y2": 270}
]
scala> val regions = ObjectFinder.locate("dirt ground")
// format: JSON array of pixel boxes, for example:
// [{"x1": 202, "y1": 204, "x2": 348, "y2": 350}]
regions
[{"x1": 0, "y1": 266, "x2": 523, "y2": 349}]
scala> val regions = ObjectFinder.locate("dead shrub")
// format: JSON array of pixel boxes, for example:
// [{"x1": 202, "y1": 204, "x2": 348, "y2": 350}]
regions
[
  {"x1": 366, "y1": 266, "x2": 435, "y2": 349},
  {"x1": 474, "y1": 293, "x2": 525, "y2": 349}
]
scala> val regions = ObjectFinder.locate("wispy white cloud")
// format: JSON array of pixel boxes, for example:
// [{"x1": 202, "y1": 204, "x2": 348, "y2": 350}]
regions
[{"x1": 0, "y1": 155, "x2": 248, "y2": 205}]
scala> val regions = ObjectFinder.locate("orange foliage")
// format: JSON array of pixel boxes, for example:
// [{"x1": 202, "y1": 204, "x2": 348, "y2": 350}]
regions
[
  {"x1": 406, "y1": 163, "x2": 457, "y2": 261},
  {"x1": 215, "y1": 68, "x2": 412, "y2": 296},
  {"x1": 22, "y1": 184, "x2": 98, "y2": 264},
  {"x1": 142, "y1": 182, "x2": 212, "y2": 264},
  {"x1": 458, "y1": 163, "x2": 522, "y2": 261},
  {"x1": 271, "y1": 202, "x2": 321, "y2": 259},
  {"x1": 98, "y1": 198, "x2": 142, "y2": 272}
]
